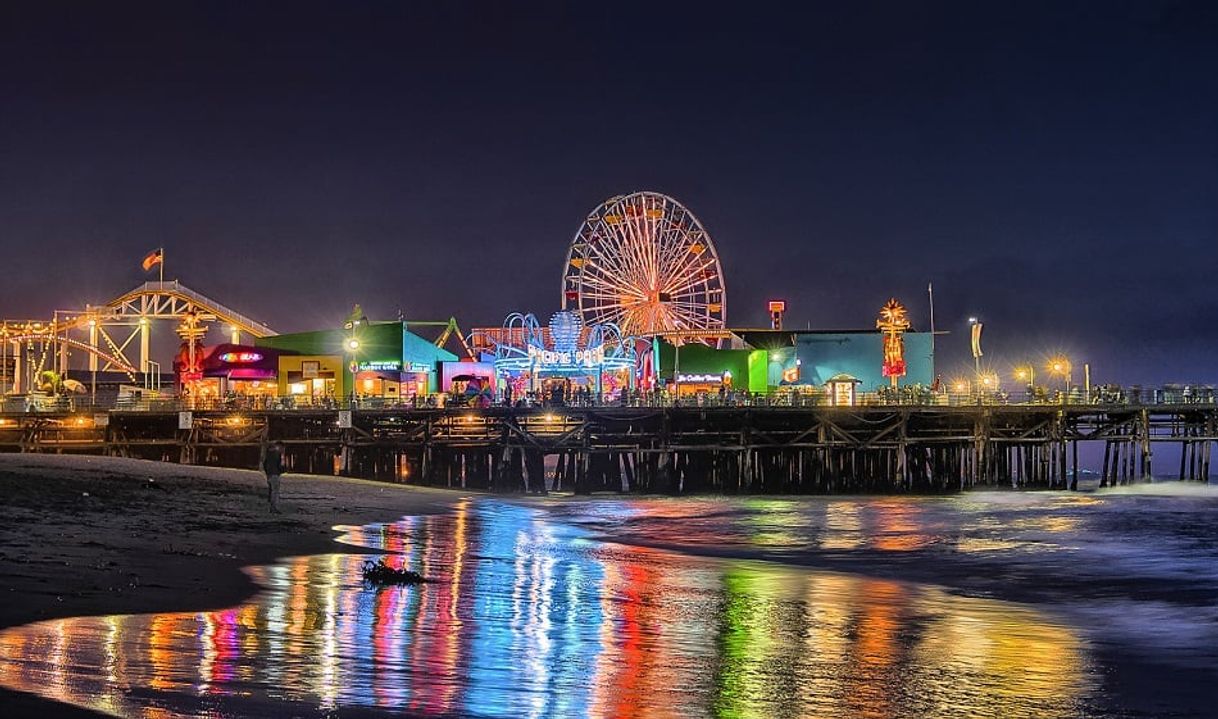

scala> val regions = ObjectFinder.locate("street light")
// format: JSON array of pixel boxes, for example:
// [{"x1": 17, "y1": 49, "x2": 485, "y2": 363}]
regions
[
  {"x1": 1048, "y1": 356, "x2": 1072, "y2": 402},
  {"x1": 345, "y1": 337, "x2": 361, "y2": 404},
  {"x1": 1014, "y1": 365, "x2": 1036, "y2": 386}
]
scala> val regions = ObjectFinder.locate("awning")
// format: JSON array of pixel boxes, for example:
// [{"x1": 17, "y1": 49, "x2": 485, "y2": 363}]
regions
[{"x1": 225, "y1": 368, "x2": 276, "y2": 381}]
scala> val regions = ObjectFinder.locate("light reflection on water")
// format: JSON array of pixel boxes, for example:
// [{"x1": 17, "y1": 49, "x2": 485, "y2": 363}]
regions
[
  {"x1": 544, "y1": 492, "x2": 1218, "y2": 572},
  {"x1": 0, "y1": 500, "x2": 1093, "y2": 718}
]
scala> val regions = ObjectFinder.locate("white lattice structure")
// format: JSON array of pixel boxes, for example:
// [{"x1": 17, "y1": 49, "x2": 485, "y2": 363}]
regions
[{"x1": 2, "y1": 281, "x2": 275, "y2": 393}]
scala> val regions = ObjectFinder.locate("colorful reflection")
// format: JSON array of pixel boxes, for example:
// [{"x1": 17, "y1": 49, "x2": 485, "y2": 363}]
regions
[
  {"x1": 543, "y1": 493, "x2": 1118, "y2": 559},
  {"x1": 0, "y1": 500, "x2": 1092, "y2": 718}
]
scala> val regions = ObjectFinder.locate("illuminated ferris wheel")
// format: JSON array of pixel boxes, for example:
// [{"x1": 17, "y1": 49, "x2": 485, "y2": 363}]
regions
[{"x1": 561, "y1": 191, "x2": 727, "y2": 338}]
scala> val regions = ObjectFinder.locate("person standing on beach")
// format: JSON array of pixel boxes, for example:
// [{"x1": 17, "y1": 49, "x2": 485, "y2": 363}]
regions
[{"x1": 262, "y1": 441, "x2": 285, "y2": 513}]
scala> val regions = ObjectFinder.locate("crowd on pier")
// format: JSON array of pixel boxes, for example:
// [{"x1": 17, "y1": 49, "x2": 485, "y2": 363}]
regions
[{"x1": 6, "y1": 382, "x2": 1216, "y2": 415}]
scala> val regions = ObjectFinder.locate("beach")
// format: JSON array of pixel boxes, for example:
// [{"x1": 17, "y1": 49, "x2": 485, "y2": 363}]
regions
[{"x1": 0, "y1": 454, "x2": 466, "y2": 717}]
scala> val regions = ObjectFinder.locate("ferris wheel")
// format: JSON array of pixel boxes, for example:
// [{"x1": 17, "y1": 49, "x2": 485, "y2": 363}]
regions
[{"x1": 561, "y1": 191, "x2": 727, "y2": 338}]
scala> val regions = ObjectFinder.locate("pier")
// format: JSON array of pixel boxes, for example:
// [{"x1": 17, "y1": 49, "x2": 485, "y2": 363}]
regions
[{"x1": 2, "y1": 403, "x2": 1214, "y2": 493}]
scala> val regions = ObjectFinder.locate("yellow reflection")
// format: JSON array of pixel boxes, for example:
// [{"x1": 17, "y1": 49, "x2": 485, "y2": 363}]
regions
[
  {"x1": 822, "y1": 501, "x2": 863, "y2": 549},
  {"x1": 956, "y1": 538, "x2": 1026, "y2": 552}
]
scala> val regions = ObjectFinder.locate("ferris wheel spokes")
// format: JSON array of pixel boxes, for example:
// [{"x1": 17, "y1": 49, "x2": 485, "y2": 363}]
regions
[{"x1": 562, "y1": 191, "x2": 726, "y2": 339}]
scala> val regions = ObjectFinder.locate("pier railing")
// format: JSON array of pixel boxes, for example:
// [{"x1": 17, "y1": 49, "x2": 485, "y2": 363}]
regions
[{"x1": 3, "y1": 384, "x2": 1216, "y2": 414}]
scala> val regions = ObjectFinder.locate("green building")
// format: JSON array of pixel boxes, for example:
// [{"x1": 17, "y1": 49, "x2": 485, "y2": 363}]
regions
[
  {"x1": 653, "y1": 340, "x2": 769, "y2": 394},
  {"x1": 256, "y1": 322, "x2": 457, "y2": 400}
]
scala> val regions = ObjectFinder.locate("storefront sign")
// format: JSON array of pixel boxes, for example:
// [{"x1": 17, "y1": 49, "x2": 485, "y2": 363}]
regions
[
  {"x1": 676, "y1": 372, "x2": 728, "y2": 384},
  {"x1": 528, "y1": 344, "x2": 605, "y2": 368},
  {"x1": 405, "y1": 362, "x2": 432, "y2": 373},
  {"x1": 494, "y1": 310, "x2": 636, "y2": 377},
  {"x1": 218, "y1": 352, "x2": 263, "y2": 363},
  {"x1": 301, "y1": 361, "x2": 320, "y2": 379},
  {"x1": 178, "y1": 411, "x2": 193, "y2": 430},
  {"x1": 357, "y1": 360, "x2": 402, "y2": 372}
]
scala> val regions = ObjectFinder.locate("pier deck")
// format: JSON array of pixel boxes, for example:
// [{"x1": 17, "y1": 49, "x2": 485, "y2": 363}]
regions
[{"x1": 1, "y1": 404, "x2": 1214, "y2": 492}]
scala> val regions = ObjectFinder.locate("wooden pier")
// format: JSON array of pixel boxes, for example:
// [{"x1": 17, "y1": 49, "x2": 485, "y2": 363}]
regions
[{"x1": 1, "y1": 405, "x2": 1214, "y2": 492}]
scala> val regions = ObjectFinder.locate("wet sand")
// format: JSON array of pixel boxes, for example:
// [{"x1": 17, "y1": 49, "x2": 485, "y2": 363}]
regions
[{"x1": 0, "y1": 454, "x2": 468, "y2": 717}]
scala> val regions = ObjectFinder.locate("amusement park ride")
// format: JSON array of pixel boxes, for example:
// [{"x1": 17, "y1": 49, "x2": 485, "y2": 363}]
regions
[
  {"x1": 0, "y1": 281, "x2": 276, "y2": 397},
  {"x1": 562, "y1": 191, "x2": 727, "y2": 340}
]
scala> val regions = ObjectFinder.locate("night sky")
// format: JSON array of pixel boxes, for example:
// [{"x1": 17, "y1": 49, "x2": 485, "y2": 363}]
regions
[{"x1": 3, "y1": 1, "x2": 1216, "y2": 385}]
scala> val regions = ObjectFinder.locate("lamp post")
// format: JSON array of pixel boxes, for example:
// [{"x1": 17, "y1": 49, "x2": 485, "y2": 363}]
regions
[
  {"x1": 1014, "y1": 366, "x2": 1036, "y2": 386},
  {"x1": 1048, "y1": 356, "x2": 1072, "y2": 403},
  {"x1": 343, "y1": 310, "x2": 364, "y2": 404},
  {"x1": 1015, "y1": 365, "x2": 1036, "y2": 403},
  {"x1": 88, "y1": 319, "x2": 98, "y2": 405},
  {"x1": 346, "y1": 337, "x2": 360, "y2": 405},
  {"x1": 979, "y1": 372, "x2": 998, "y2": 403}
]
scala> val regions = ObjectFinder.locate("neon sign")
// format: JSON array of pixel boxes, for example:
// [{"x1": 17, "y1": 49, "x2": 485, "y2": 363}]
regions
[
  {"x1": 676, "y1": 373, "x2": 728, "y2": 383},
  {"x1": 527, "y1": 344, "x2": 605, "y2": 368},
  {"x1": 218, "y1": 352, "x2": 263, "y2": 363},
  {"x1": 494, "y1": 311, "x2": 636, "y2": 375},
  {"x1": 357, "y1": 360, "x2": 402, "y2": 372}
]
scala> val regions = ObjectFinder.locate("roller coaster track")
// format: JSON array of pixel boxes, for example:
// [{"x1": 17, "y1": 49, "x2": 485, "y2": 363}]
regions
[
  {"x1": 81, "y1": 281, "x2": 276, "y2": 336},
  {"x1": 3, "y1": 280, "x2": 274, "y2": 385},
  {"x1": 2, "y1": 334, "x2": 138, "y2": 375}
]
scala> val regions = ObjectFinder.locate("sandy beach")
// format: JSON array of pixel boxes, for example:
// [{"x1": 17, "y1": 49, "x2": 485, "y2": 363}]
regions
[{"x1": 0, "y1": 454, "x2": 467, "y2": 717}]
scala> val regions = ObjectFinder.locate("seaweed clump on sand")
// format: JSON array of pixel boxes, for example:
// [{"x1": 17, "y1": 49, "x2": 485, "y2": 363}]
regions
[{"x1": 361, "y1": 559, "x2": 428, "y2": 586}]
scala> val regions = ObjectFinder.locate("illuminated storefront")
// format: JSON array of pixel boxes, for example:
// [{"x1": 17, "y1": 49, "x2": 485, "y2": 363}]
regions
[
  {"x1": 257, "y1": 321, "x2": 458, "y2": 400},
  {"x1": 653, "y1": 340, "x2": 768, "y2": 395},
  {"x1": 279, "y1": 354, "x2": 345, "y2": 402},
  {"x1": 173, "y1": 343, "x2": 287, "y2": 401}
]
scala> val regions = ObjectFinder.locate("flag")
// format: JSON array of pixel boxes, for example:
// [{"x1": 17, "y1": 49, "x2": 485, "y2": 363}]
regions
[
  {"x1": 141, "y1": 248, "x2": 163, "y2": 272},
  {"x1": 971, "y1": 322, "x2": 984, "y2": 358}
]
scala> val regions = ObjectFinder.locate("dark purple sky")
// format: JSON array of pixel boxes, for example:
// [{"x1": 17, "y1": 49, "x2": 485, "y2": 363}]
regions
[{"x1": 2, "y1": 1, "x2": 1216, "y2": 384}]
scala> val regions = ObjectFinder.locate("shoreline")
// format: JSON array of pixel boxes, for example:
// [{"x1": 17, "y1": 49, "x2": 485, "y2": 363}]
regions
[{"x1": 0, "y1": 454, "x2": 470, "y2": 718}]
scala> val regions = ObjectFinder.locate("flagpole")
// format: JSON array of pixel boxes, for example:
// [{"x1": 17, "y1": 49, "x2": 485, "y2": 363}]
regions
[
  {"x1": 928, "y1": 282, "x2": 935, "y2": 374},
  {"x1": 159, "y1": 247, "x2": 164, "y2": 285}
]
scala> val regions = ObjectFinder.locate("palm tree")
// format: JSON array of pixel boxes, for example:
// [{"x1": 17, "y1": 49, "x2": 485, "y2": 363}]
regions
[{"x1": 36, "y1": 370, "x2": 63, "y2": 395}]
